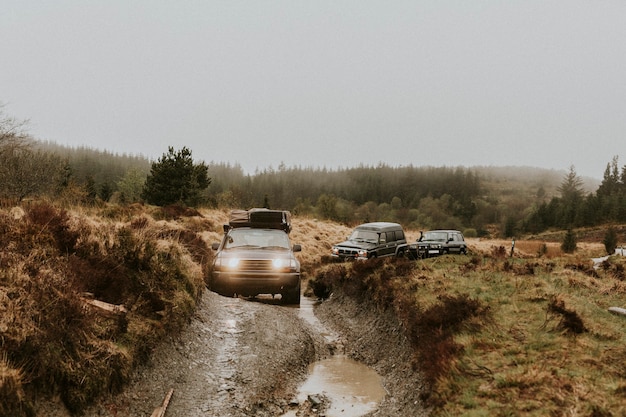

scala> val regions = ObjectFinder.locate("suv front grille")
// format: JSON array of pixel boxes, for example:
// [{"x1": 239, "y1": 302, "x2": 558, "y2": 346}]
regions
[
  {"x1": 238, "y1": 259, "x2": 274, "y2": 271},
  {"x1": 337, "y1": 248, "x2": 358, "y2": 257}
]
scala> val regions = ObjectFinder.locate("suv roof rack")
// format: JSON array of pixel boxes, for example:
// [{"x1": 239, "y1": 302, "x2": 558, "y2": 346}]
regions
[{"x1": 227, "y1": 208, "x2": 292, "y2": 233}]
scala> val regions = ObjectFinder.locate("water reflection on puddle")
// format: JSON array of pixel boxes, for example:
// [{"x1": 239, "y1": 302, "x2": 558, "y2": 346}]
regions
[
  {"x1": 283, "y1": 298, "x2": 386, "y2": 417},
  {"x1": 296, "y1": 355, "x2": 386, "y2": 417}
]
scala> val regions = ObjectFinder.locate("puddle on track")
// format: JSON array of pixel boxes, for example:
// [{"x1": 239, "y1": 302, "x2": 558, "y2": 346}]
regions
[
  {"x1": 282, "y1": 298, "x2": 386, "y2": 417},
  {"x1": 286, "y1": 355, "x2": 386, "y2": 417}
]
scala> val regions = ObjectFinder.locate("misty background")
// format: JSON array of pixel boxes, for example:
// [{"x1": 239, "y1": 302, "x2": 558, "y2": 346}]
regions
[{"x1": 2, "y1": 1, "x2": 626, "y2": 179}]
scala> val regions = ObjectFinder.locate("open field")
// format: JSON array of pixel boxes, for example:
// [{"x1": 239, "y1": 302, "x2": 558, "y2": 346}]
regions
[
  {"x1": 311, "y1": 232, "x2": 626, "y2": 416},
  {"x1": 2, "y1": 203, "x2": 625, "y2": 416}
]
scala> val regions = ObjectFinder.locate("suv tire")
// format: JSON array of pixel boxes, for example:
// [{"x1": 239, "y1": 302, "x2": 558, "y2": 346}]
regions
[{"x1": 282, "y1": 280, "x2": 301, "y2": 305}]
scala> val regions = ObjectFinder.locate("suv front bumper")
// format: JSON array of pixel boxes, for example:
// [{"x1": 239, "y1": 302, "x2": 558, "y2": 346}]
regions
[{"x1": 211, "y1": 271, "x2": 301, "y2": 296}]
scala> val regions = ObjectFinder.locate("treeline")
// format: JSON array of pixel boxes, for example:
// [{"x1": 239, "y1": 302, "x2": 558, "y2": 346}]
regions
[
  {"x1": 4, "y1": 107, "x2": 623, "y2": 236},
  {"x1": 521, "y1": 158, "x2": 626, "y2": 235},
  {"x1": 211, "y1": 164, "x2": 487, "y2": 230}
]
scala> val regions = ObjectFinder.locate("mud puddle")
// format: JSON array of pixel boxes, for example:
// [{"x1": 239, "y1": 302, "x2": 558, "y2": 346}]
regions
[
  {"x1": 284, "y1": 355, "x2": 386, "y2": 417},
  {"x1": 282, "y1": 298, "x2": 386, "y2": 417}
]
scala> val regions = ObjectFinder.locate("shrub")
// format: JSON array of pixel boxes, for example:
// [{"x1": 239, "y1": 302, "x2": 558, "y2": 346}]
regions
[
  {"x1": 561, "y1": 228, "x2": 577, "y2": 253},
  {"x1": 27, "y1": 202, "x2": 79, "y2": 254},
  {"x1": 548, "y1": 296, "x2": 585, "y2": 334},
  {"x1": 0, "y1": 358, "x2": 33, "y2": 417},
  {"x1": 415, "y1": 293, "x2": 490, "y2": 403},
  {"x1": 537, "y1": 243, "x2": 548, "y2": 257},
  {"x1": 491, "y1": 245, "x2": 507, "y2": 258},
  {"x1": 463, "y1": 228, "x2": 477, "y2": 238},
  {"x1": 603, "y1": 226, "x2": 618, "y2": 255},
  {"x1": 309, "y1": 264, "x2": 348, "y2": 299}
]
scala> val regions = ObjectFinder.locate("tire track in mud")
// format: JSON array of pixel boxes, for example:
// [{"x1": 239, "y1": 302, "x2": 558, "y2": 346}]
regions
[
  {"x1": 73, "y1": 289, "x2": 426, "y2": 417},
  {"x1": 78, "y1": 290, "x2": 320, "y2": 417},
  {"x1": 211, "y1": 298, "x2": 254, "y2": 414}
]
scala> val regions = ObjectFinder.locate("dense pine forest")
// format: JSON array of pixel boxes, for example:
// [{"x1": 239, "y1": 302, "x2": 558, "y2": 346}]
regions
[{"x1": 3, "y1": 108, "x2": 623, "y2": 238}]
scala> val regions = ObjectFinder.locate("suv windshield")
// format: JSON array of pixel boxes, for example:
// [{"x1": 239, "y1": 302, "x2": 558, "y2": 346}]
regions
[
  {"x1": 348, "y1": 230, "x2": 379, "y2": 243},
  {"x1": 422, "y1": 232, "x2": 449, "y2": 242},
  {"x1": 225, "y1": 228, "x2": 290, "y2": 249}
]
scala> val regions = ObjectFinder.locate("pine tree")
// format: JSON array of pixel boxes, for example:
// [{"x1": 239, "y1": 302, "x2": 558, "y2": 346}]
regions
[
  {"x1": 141, "y1": 147, "x2": 210, "y2": 207},
  {"x1": 603, "y1": 227, "x2": 618, "y2": 255},
  {"x1": 561, "y1": 228, "x2": 577, "y2": 253},
  {"x1": 557, "y1": 166, "x2": 584, "y2": 228}
]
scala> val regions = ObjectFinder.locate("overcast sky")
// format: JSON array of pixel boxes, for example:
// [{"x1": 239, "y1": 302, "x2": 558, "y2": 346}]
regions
[{"x1": 2, "y1": 1, "x2": 625, "y2": 179}]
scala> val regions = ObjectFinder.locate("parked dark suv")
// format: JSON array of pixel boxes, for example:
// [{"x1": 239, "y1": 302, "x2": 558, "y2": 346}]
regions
[
  {"x1": 331, "y1": 222, "x2": 408, "y2": 260},
  {"x1": 209, "y1": 209, "x2": 302, "y2": 304},
  {"x1": 408, "y1": 229, "x2": 467, "y2": 259}
]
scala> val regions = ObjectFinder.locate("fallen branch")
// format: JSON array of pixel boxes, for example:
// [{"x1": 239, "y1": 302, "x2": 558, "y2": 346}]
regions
[
  {"x1": 81, "y1": 296, "x2": 128, "y2": 318},
  {"x1": 151, "y1": 388, "x2": 174, "y2": 417},
  {"x1": 608, "y1": 307, "x2": 626, "y2": 317}
]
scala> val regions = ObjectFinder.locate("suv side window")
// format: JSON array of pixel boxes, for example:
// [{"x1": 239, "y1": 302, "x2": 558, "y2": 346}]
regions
[
  {"x1": 379, "y1": 233, "x2": 386, "y2": 244},
  {"x1": 395, "y1": 229, "x2": 405, "y2": 241},
  {"x1": 386, "y1": 231, "x2": 396, "y2": 243}
]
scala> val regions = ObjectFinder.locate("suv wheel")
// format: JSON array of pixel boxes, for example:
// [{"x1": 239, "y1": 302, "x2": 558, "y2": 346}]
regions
[{"x1": 282, "y1": 280, "x2": 301, "y2": 305}]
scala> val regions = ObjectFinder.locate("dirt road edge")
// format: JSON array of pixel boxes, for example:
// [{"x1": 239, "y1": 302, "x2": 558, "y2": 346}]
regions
[{"x1": 315, "y1": 292, "x2": 431, "y2": 417}]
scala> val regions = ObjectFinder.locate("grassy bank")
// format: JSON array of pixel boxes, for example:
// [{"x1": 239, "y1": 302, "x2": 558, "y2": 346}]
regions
[
  {"x1": 311, "y1": 244, "x2": 626, "y2": 415},
  {"x1": 0, "y1": 203, "x2": 213, "y2": 416}
]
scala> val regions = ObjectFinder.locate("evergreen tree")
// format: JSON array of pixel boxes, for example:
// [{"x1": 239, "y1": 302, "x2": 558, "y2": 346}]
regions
[
  {"x1": 85, "y1": 175, "x2": 97, "y2": 204},
  {"x1": 503, "y1": 217, "x2": 516, "y2": 238},
  {"x1": 316, "y1": 193, "x2": 338, "y2": 220},
  {"x1": 603, "y1": 227, "x2": 618, "y2": 255},
  {"x1": 597, "y1": 156, "x2": 620, "y2": 198},
  {"x1": 99, "y1": 182, "x2": 113, "y2": 202},
  {"x1": 561, "y1": 228, "x2": 577, "y2": 253},
  {"x1": 557, "y1": 166, "x2": 584, "y2": 227},
  {"x1": 117, "y1": 168, "x2": 146, "y2": 203},
  {"x1": 141, "y1": 147, "x2": 210, "y2": 207},
  {"x1": 596, "y1": 156, "x2": 622, "y2": 222}
]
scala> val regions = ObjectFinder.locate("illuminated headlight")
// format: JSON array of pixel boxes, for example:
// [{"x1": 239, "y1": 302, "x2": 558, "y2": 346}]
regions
[
  {"x1": 272, "y1": 258, "x2": 286, "y2": 268},
  {"x1": 331, "y1": 247, "x2": 339, "y2": 255},
  {"x1": 432, "y1": 244, "x2": 442, "y2": 249},
  {"x1": 357, "y1": 249, "x2": 368, "y2": 258},
  {"x1": 214, "y1": 257, "x2": 240, "y2": 269},
  {"x1": 272, "y1": 258, "x2": 296, "y2": 270}
]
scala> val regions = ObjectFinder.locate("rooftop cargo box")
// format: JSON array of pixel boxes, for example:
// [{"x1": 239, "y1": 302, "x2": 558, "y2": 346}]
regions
[{"x1": 228, "y1": 208, "x2": 292, "y2": 233}]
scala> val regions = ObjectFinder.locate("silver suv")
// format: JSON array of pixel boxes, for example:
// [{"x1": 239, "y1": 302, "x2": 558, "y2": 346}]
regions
[
  {"x1": 408, "y1": 229, "x2": 467, "y2": 259},
  {"x1": 209, "y1": 209, "x2": 302, "y2": 304}
]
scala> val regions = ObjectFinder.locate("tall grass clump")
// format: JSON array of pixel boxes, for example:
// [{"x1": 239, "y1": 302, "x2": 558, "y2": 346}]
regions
[
  {"x1": 0, "y1": 356, "x2": 33, "y2": 417},
  {"x1": 0, "y1": 202, "x2": 209, "y2": 414}
]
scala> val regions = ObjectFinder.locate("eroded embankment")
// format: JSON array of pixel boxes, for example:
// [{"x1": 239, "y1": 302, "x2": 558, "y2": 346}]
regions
[
  {"x1": 315, "y1": 292, "x2": 430, "y2": 417},
  {"x1": 37, "y1": 288, "x2": 429, "y2": 417},
  {"x1": 69, "y1": 290, "x2": 328, "y2": 417}
]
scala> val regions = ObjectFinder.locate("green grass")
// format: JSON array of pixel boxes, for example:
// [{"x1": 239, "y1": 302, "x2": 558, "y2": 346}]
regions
[
  {"x1": 419, "y1": 255, "x2": 626, "y2": 415},
  {"x1": 313, "y1": 252, "x2": 626, "y2": 416}
]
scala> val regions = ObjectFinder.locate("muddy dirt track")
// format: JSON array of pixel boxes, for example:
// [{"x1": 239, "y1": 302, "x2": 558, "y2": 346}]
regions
[{"x1": 41, "y1": 290, "x2": 428, "y2": 417}]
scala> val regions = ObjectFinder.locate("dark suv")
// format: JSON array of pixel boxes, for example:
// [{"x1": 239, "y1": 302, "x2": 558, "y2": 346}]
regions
[
  {"x1": 331, "y1": 222, "x2": 408, "y2": 260},
  {"x1": 209, "y1": 209, "x2": 302, "y2": 304},
  {"x1": 408, "y1": 229, "x2": 467, "y2": 259}
]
